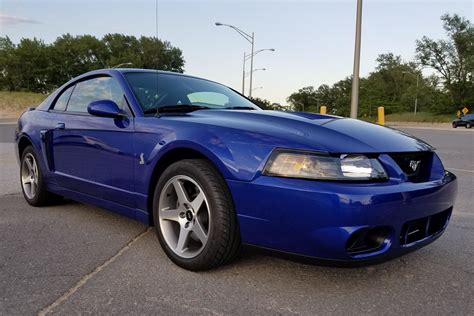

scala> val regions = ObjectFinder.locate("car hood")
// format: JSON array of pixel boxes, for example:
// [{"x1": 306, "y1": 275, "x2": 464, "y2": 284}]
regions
[{"x1": 162, "y1": 110, "x2": 433, "y2": 153}]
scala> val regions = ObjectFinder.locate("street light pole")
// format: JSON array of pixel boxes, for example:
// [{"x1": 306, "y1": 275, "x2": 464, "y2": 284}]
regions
[
  {"x1": 249, "y1": 32, "x2": 255, "y2": 97},
  {"x1": 242, "y1": 52, "x2": 246, "y2": 94},
  {"x1": 414, "y1": 74, "x2": 419, "y2": 115},
  {"x1": 402, "y1": 71, "x2": 420, "y2": 115},
  {"x1": 215, "y1": 22, "x2": 255, "y2": 97},
  {"x1": 350, "y1": 0, "x2": 363, "y2": 119}
]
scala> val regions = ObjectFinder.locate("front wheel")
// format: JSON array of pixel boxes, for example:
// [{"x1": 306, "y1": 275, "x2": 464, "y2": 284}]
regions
[
  {"x1": 466, "y1": 122, "x2": 472, "y2": 129},
  {"x1": 153, "y1": 159, "x2": 240, "y2": 271}
]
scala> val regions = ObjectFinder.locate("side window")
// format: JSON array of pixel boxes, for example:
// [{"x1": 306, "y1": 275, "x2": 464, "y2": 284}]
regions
[
  {"x1": 52, "y1": 85, "x2": 74, "y2": 111},
  {"x1": 66, "y1": 76, "x2": 130, "y2": 114}
]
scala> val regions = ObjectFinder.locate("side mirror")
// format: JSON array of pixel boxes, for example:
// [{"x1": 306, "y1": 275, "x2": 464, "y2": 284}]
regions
[{"x1": 87, "y1": 100, "x2": 124, "y2": 118}]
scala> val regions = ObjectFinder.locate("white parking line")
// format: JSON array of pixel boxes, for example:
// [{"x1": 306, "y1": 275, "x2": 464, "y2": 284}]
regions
[
  {"x1": 454, "y1": 212, "x2": 474, "y2": 218},
  {"x1": 447, "y1": 168, "x2": 474, "y2": 173},
  {"x1": 37, "y1": 227, "x2": 152, "y2": 316},
  {"x1": 395, "y1": 126, "x2": 473, "y2": 132}
]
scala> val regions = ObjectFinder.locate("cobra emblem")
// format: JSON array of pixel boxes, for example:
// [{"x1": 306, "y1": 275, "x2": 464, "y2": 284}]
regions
[{"x1": 409, "y1": 160, "x2": 421, "y2": 172}]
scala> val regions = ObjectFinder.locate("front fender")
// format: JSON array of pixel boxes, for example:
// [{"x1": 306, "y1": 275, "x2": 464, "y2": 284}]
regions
[
  {"x1": 134, "y1": 118, "x2": 277, "y2": 184},
  {"x1": 147, "y1": 139, "x2": 235, "y2": 180}
]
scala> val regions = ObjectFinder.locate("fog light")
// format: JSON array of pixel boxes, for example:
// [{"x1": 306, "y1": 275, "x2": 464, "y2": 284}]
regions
[{"x1": 346, "y1": 226, "x2": 391, "y2": 255}]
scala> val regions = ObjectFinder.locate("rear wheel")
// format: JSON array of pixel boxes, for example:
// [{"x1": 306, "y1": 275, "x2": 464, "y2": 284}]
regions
[
  {"x1": 153, "y1": 159, "x2": 240, "y2": 271},
  {"x1": 20, "y1": 146, "x2": 62, "y2": 206},
  {"x1": 452, "y1": 122, "x2": 457, "y2": 128}
]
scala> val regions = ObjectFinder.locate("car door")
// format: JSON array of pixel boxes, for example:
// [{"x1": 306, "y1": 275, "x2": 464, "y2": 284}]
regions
[{"x1": 51, "y1": 76, "x2": 136, "y2": 208}]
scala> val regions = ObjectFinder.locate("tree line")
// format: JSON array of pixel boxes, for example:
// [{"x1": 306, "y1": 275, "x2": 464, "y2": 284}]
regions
[
  {"x1": 0, "y1": 34, "x2": 185, "y2": 93},
  {"x1": 0, "y1": 14, "x2": 471, "y2": 115},
  {"x1": 286, "y1": 14, "x2": 473, "y2": 115}
]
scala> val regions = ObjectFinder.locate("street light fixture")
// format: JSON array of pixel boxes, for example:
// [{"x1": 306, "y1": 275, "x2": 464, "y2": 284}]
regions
[
  {"x1": 245, "y1": 68, "x2": 266, "y2": 77},
  {"x1": 402, "y1": 71, "x2": 420, "y2": 115},
  {"x1": 242, "y1": 49, "x2": 274, "y2": 94},
  {"x1": 215, "y1": 22, "x2": 256, "y2": 97},
  {"x1": 112, "y1": 62, "x2": 133, "y2": 68}
]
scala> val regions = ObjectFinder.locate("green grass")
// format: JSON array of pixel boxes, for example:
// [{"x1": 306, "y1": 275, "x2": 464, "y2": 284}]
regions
[
  {"x1": 0, "y1": 91, "x2": 48, "y2": 119},
  {"x1": 0, "y1": 91, "x2": 457, "y2": 123},
  {"x1": 384, "y1": 112, "x2": 455, "y2": 123}
]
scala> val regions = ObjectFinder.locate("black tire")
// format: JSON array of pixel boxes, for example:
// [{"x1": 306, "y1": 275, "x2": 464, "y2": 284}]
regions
[
  {"x1": 20, "y1": 145, "x2": 63, "y2": 206},
  {"x1": 452, "y1": 122, "x2": 457, "y2": 128},
  {"x1": 153, "y1": 159, "x2": 240, "y2": 271},
  {"x1": 466, "y1": 122, "x2": 472, "y2": 129}
]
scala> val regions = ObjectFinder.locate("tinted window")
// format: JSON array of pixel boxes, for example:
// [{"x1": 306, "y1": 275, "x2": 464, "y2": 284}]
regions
[
  {"x1": 125, "y1": 72, "x2": 260, "y2": 112},
  {"x1": 53, "y1": 85, "x2": 74, "y2": 111},
  {"x1": 187, "y1": 92, "x2": 229, "y2": 107},
  {"x1": 463, "y1": 114, "x2": 474, "y2": 120},
  {"x1": 67, "y1": 76, "x2": 127, "y2": 113}
]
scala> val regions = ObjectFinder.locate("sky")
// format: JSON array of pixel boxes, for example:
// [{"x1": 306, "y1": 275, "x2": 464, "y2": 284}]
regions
[{"x1": 0, "y1": 0, "x2": 472, "y2": 104}]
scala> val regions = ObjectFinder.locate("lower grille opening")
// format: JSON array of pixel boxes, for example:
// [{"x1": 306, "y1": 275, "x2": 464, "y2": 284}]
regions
[
  {"x1": 346, "y1": 226, "x2": 391, "y2": 255},
  {"x1": 428, "y1": 209, "x2": 451, "y2": 235},
  {"x1": 400, "y1": 208, "x2": 452, "y2": 246},
  {"x1": 402, "y1": 218, "x2": 427, "y2": 244}
]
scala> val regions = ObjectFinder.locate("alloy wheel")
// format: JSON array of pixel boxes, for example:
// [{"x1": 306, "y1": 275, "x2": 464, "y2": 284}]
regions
[
  {"x1": 21, "y1": 153, "x2": 39, "y2": 199},
  {"x1": 158, "y1": 175, "x2": 211, "y2": 259}
]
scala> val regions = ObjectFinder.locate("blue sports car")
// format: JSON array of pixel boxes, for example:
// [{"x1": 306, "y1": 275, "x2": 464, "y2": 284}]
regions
[{"x1": 16, "y1": 69, "x2": 457, "y2": 270}]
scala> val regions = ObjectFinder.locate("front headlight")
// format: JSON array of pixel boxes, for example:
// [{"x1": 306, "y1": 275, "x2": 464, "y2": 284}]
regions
[{"x1": 263, "y1": 150, "x2": 388, "y2": 181}]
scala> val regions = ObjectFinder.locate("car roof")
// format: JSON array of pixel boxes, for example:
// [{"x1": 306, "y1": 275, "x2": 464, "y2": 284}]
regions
[
  {"x1": 73, "y1": 68, "x2": 223, "y2": 88},
  {"x1": 76, "y1": 68, "x2": 204, "y2": 81},
  {"x1": 36, "y1": 68, "x2": 241, "y2": 112}
]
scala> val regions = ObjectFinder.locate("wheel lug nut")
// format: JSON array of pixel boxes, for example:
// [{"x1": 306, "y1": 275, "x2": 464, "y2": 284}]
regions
[
  {"x1": 185, "y1": 222, "x2": 190, "y2": 228},
  {"x1": 179, "y1": 212, "x2": 185, "y2": 218}
]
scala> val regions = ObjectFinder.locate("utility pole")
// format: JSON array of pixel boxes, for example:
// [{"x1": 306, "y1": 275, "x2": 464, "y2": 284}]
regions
[{"x1": 350, "y1": 0, "x2": 363, "y2": 119}]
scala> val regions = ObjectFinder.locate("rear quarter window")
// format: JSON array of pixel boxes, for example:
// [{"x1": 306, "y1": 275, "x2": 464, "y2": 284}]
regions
[{"x1": 52, "y1": 85, "x2": 75, "y2": 111}]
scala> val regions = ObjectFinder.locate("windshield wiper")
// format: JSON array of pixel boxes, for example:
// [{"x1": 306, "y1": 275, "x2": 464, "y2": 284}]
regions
[
  {"x1": 224, "y1": 106, "x2": 257, "y2": 110},
  {"x1": 143, "y1": 105, "x2": 210, "y2": 116},
  {"x1": 143, "y1": 108, "x2": 159, "y2": 115}
]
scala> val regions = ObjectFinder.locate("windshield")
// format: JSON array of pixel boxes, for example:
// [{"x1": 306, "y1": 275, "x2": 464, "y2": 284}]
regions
[{"x1": 124, "y1": 72, "x2": 261, "y2": 113}]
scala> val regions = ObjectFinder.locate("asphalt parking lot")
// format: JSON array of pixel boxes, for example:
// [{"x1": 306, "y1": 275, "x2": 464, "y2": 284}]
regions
[{"x1": 0, "y1": 123, "x2": 473, "y2": 315}]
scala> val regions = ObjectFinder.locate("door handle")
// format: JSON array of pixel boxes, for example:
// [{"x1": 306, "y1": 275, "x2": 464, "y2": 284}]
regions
[{"x1": 55, "y1": 123, "x2": 65, "y2": 130}]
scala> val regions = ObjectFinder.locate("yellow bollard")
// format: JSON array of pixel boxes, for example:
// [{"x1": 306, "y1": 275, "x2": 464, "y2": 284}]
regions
[
  {"x1": 377, "y1": 106, "x2": 385, "y2": 125},
  {"x1": 320, "y1": 106, "x2": 327, "y2": 114}
]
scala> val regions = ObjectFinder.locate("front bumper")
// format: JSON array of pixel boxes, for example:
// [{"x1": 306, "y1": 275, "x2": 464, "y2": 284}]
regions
[{"x1": 227, "y1": 171, "x2": 457, "y2": 262}]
